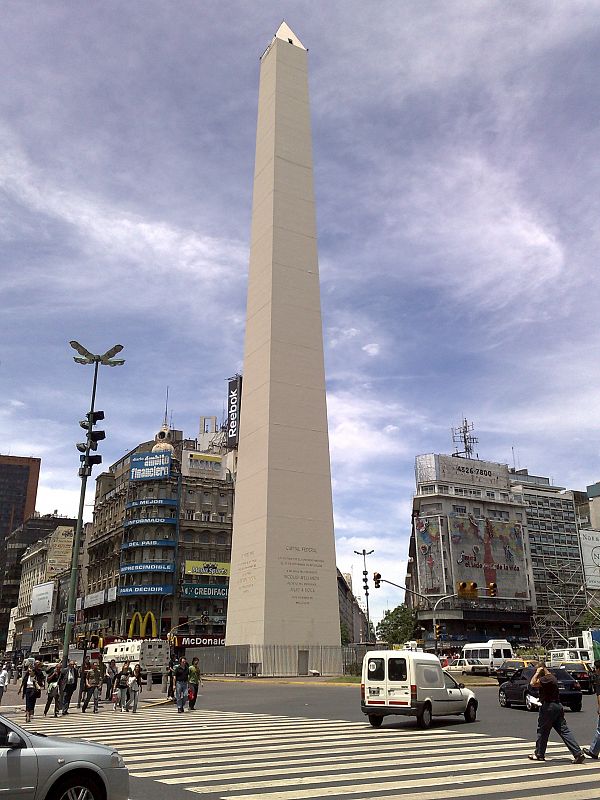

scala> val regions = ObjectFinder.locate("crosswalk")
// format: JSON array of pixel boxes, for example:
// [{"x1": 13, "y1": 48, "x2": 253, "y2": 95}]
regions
[{"x1": 22, "y1": 705, "x2": 600, "y2": 799}]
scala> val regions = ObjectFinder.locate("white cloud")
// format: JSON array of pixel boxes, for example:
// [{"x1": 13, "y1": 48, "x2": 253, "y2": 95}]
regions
[{"x1": 362, "y1": 343, "x2": 380, "y2": 357}]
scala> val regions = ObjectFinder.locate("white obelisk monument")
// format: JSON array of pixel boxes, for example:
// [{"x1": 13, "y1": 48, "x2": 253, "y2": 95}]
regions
[{"x1": 226, "y1": 23, "x2": 341, "y2": 654}]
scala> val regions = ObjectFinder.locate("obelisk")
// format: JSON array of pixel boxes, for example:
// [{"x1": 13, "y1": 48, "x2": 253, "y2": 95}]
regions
[{"x1": 226, "y1": 23, "x2": 341, "y2": 651}]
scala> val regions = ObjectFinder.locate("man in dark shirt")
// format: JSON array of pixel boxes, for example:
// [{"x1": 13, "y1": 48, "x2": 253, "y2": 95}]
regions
[
  {"x1": 529, "y1": 663, "x2": 584, "y2": 762},
  {"x1": 583, "y1": 659, "x2": 600, "y2": 759}
]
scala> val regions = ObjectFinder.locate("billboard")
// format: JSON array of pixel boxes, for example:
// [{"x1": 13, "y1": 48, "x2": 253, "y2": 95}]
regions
[
  {"x1": 130, "y1": 452, "x2": 171, "y2": 481},
  {"x1": 226, "y1": 376, "x2": 242, "y2": 449},
  {"x1": 414, "y1": 516, "x2": 446, "y2": 596},
  {"x1": 84, "y1": 590, "x2": 106, "y2": 609},
  {"x1": 120, "y1": 562, "x2": 176, "y2": 574},
  {"x1": 118, "y1": 585, "x2": 174, "y2": 596},
  {"x1": 580, "y1": 529, "x2": 600, "y2": 590},
  {"x1": 181, "y1": 451, "x2": 224, "y2": 479},
  {"x1": 448, "y1": 514, "x2": 530, "y2": 599},
  {"x1": 415, "y1": 454, "x2": 511, "y2": 490},
  {"x1": 30, "y1": 582, "x2": 54, "y2": 616},
  {"x1": 181, "y1": 583, "x2": 229, "y2": 598},
  {"x1": 185, "y1": 560, "x2": 230, "y2": 577},
  {"x1": 173, "y1": 635, "x2": 225, "y2": 647}
]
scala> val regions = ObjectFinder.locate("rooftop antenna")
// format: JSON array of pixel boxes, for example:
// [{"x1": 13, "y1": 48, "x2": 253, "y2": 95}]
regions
[
  {"x1": 452, "y1": 417, "x2": 479, "y2": 459},
  {"x1": 511, "y1": 446, "x2": 516, "y2": 470},
  {"x1": 163, "y1": 386, "x2": 169, "y2": 427}
]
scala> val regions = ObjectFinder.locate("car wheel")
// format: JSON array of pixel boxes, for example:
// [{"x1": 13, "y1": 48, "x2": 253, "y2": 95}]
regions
[
  {"x1": 417, "y1": 703, "x2": 432, "y2": 729},
  {"x1": 464, "y1": 701, "x2": 477, "y2": 723},
  {"x1": 48, "y1": 773, "x2": 104, "y2": 800},
  {"x1": 368, "y1": 714, "x2": 383, "y2": 728},
  {"x1": 570, "y1": 703, "x2": 582, "y2": 712},
  {"x1": 499, "y1": 690, "x2": 511, "y2": 708},
  {"x1": 525, "y1": 693, "x2": 537, "y2": 712}
]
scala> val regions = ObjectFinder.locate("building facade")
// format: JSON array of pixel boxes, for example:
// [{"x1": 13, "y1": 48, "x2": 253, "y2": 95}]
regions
[
  {"x1": 510, "y1": 469, "x2": 586, "y2": 646},
  {"x1": 405, "y1": 454, "x2": 536, "y2": 649},
  {"x1": 337, "y1": 570, "x2": 369, "y2": 644}
]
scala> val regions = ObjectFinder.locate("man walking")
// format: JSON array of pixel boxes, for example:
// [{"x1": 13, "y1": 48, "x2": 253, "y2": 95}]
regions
[
  {"x1": 583, "y1": 659, "x2": 600, "y2": 759},
  {"x1": 105, "y1": 659, "x2": 118, "y2": 701},
  {"x1": 174, "y1": 657, "x2": 189, "y2": 714},
  {"x1": 528, "y1": 663, "x2": 585, "y2": 763},
  {"x1": 81, "y1": 660, "x2": 102, "y2": 713},
  {"x1": 59, "y1": 660, "x2": 80, "y2": 716},
  {"x1": 0, "y1": 663, "x2": 8, "y2": 705}
]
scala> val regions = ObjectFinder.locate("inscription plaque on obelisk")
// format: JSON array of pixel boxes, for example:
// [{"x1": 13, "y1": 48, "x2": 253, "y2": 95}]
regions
[{"x1": 225, "y1": 23, "x2": 341, "y2": 649}]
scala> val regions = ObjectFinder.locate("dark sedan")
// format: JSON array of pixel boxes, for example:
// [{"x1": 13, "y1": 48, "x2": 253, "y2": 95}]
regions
[
  {"x1": 495, "y1": 659, "x2": 534, "y2": 684},
  {"x1": 560, "y1": 661, "x2": 594, "y2": 694},
  {"x1": 498, "y1": 666, "x2": 582, "y2": 712}
]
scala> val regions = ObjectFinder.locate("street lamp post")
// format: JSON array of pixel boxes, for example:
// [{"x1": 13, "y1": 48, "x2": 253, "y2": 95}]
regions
[
  {"x1": 354, "y1": 549, "x2": 374, "y2": 643},
  {"x1": 432, "y1": 593, "x2": 458, "y2": 656},
  {"x1": 61, "y1": 341, "x2": 125, "y2": 670}
]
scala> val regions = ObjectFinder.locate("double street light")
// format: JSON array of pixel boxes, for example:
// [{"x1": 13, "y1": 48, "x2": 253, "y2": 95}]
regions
[{"x1": 61, "y1": 341, "x2": 125, "y2": 670}]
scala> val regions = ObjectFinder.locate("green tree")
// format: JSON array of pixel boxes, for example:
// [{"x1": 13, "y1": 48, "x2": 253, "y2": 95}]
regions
[
  {"x1": 376, "y1": 604, "x2": 416, "y2": 645},
  {"x1": 340, "y1": 621, "x2": 351, "y2": 646}
]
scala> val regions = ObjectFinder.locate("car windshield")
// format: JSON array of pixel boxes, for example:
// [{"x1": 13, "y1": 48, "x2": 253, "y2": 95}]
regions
[
  {"x1": 503, "y1": 661, "x2": 522, "y2": 668},
  {"x1": 551, "y1": 668, "x2": 575, "y2": 682},
  {"x1": 562, "y1": 663, "x2": 584, "y2": 670},
  {"x1": 467, "y1": 659, "x2": 481, "y2": 664}
]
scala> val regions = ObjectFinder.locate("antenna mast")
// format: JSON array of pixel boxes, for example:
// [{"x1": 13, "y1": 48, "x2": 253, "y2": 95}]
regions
[{"x1": 452, "y1": 417, "x2": 479, "y2": 459}]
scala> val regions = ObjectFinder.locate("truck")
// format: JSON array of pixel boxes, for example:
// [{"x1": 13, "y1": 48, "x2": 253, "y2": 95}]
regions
[
  {"x1": 102, "y1": 639, "x2": 170, "y2": 678},
  {"x1": 568, "y1": 630, "x2": 600, "y2": 661}
]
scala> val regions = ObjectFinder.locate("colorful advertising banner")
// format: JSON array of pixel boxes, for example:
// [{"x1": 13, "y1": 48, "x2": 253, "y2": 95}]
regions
[
  {"x1": 226, "y1": 376, "x2": 242, "y2": 449},
  {"x1": 448, "y1": 514, "x2": 530, "y2": 598},
  {"x1": 129, "y1": 452, "x2": 172, "y2": 481},
  {"x1": 185, "y1": 560, "x2": 230, "y2": 577},
  {"x1": 580, "y1": 529, "x2": 600, "y2": 590},
  {"x1": 181, "y1": 451, "x2": 224, "y2": 479},
  {"x1": 118, "y1": 585, "x2": 174, "y2": 596},
  {"x1": 120, "y1": 563, "x2": 176, "y2": 574},
  {"x1": 181, "y1": 583, "x2": 229, "y2": 598},
  {"x1": 414, "y1": 516, "x2": 446, "y2": 596}
]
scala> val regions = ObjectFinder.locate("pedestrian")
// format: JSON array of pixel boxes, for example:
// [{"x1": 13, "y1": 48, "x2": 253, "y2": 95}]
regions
[
  {"x1": 20, "y1": 662, "x2": 45, "y2": 723},
  {"x1": 105, "y1": 658, "x2": 118, "y2": 700},
  {"x1": 0, "y1": 662, "x2": 8, "y2": 705},
  {"x1": 174, "y1": 657, "x2": 189, "y2": 713},
  {"x1": 127, "y1": 664, "x2": 143, "y2": 713},
  {"x1": 44, "y1": 662, "x2": 61, "y2": 717},
  {"x1": 81, "y1": 660, "x2": 102, "y2": 713},
  {"x1": 113, "y1": 661, "x2": 132, "y2": 712},
  {"x1": 188, "y1": 657, "x2": 201, "y2": 711},
  {"x1": 528, "y1": 663, "x2": 585, "y2": 763},
  {"x1": 167, "y1": 660, "x2": 175, "y2": 701},
  {"x1": 583, "y1": 659, "x2": 600, "y2": 759},
  {"x1": 58, "y1": 660, "x2": 80, "y2": 716}
]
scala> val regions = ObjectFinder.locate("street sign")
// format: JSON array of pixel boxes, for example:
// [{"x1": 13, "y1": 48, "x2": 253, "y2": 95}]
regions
[{"x1": 67, "y1": 613, "x2": 76, "y2": 623}]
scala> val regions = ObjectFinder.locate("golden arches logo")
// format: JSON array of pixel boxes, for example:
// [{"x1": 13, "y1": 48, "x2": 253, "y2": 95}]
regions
[{"x1": 128, "y1": 611, "x2": 157, "y2": 638}]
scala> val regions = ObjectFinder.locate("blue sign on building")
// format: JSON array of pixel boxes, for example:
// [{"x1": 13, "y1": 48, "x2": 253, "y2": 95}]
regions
[
  {"x1": 181, "y1": 583, "x2": 229, "y2": 598},
  {"x1": 121, "y1": 539, "x2": 176, "y2": 549},
  {"x1": 126, "y1": 498, "x2": 178, "y2": 510},
  {"x1": 118, "y1": 585, "x2": 174, "y2": 596},
  {"x1": 123, "y1": 517, "x2": 177, "y2": 528},
  {"x1": 129, "y1": 452, "x2": 172, "y2": 481},
  {"x1": 120, "y1": 563, "x2": 176, "y2": 574}
]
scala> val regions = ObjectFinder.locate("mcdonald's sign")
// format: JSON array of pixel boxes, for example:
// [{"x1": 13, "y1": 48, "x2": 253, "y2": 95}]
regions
[{"x1": 128, "y1": 611, "x2": 158, "y2": 639}]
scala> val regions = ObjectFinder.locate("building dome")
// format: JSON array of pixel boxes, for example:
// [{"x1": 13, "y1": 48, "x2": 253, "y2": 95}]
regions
[{"x1": 151, "y1": 422, "x2": 175, "y2": 454}]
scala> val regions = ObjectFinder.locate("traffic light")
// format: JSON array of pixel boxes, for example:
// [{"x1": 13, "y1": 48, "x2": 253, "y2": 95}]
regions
[
  {"x1": 457, "y1": 581, "x2": 468, "y2": 597},
  {"x1": 488, "y1": 582, "x2": 498, "y2": 597},
  {"x1": 77, "y1": 411, "x2": 105, "y2": 476},
  {"x1": 457, "y1": 581, "x2": 478, "y2": 599},
  {"x1": 435, "y1": 624, "x2": 441, "y2": 638},
  {"x1": 373, "y1": 572, "x2": 382, "y2": 588}
]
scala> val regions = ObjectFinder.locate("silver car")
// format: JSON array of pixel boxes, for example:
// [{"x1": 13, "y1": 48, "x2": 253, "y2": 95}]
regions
[{"x1": 0, "y1": 713, "x2": 129, "y2": 800}]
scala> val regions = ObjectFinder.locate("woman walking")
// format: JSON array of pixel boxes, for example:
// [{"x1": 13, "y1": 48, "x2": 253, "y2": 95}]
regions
[
  {"x1": 43, "y1": 662, "x2": 61, "y2": 717},
  {"x1": 188, "y1": 657, "x2": 201, "y2": 711},
  {"x1": 20, "y1": 662, "x2": 45, "y2": 723},
  {"x1": 113, "y1": 661, "x2": 132, "y2": 712},
  {"x1": 127, "y1": 664, "x2": 143, "y2": 713}
]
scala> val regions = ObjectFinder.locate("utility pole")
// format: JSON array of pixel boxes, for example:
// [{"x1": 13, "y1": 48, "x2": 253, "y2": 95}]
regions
[{"x1": 355, "y1": 549, "x2": 374, "y2": 642}]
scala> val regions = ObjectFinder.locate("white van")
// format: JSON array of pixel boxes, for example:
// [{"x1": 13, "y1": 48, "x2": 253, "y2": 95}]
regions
[
  {"x1": 462, "y1": 640, "x2": 513, "y2": 671},
  {"x1": 361, "y1": 649, "x2": 478, "y2": 729},
  {"x1": 102, "y1": 639, "x2": 169, "y2": 677},
  {"x1": 548, "y1": 648, "x2": 592, "y2": 665}
]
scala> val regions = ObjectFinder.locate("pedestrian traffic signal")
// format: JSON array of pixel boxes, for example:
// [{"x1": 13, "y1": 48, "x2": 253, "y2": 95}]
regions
[
  {"x1": 488, "y1": 582, "x2": 498, "y2": 597},
  {"x1": 373, "y1": 572, "x2": 382, "y2": 588}
]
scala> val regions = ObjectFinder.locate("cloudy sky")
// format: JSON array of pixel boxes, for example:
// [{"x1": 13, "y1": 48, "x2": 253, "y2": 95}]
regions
[{"x1": 2, "y1": 2, "x2": 600, "y2": 624}]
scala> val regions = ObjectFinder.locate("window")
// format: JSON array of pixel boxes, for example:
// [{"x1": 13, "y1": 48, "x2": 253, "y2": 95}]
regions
[
  {"x1": 503, "y1": 649, "x2": 511, "y2": 658},
  {"x1": 417, "y1": 664, "x2": 443, "y2": 688},
  {"x1": 453, "y1": 505, "x2": 467, "y2": 514},
  {"x1": 388, "y1": 658, "x2": 407, "y2": 682},
  {"x1": 367, "y1": 658, "x2": 384, "y2": 681},
  {"x1": 486, "y1": 491, "x2": 495, "y2": 499}
]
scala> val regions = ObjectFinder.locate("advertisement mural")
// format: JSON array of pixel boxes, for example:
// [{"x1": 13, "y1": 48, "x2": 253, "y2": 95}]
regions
[
  {"x1": 181, "y1": 451, "x2": 224, "y2": 479},
  {"x1": 414, "y1": 516, "x2": 446, "y2": 596},
  {"x1": 129, "y1": 452, "x2": 172, "y2": 481},
  {"x1": 580, "y1": 529, "x2": 600, "y2": 590},
  {"x1": 226, "y1": 376, "x2": 242, "y2": 449},
  {"x1": 448, "y1": 514, "x2": 529, "y2": 598},
  {"x1": 185, "y1": 560, "x2": 230, "y2": 576},
  {"x1": 181, "y1": 583, "x2": 229, "y2": 598},
  {"x1": 30, "y1": 582, "x2": 55, "y2": 616}
]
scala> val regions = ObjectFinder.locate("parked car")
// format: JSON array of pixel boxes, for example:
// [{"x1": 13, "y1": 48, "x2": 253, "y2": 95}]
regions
[
  {"x1": 446, "y1": 658, "x2": 490, "y2": 675},
  {"x1": 498, "y1": 666, "x2": 583, "y2": 712},
  {"x1": 0, "y1": 712, "x2": 130, "y2": 800},
  {"x1": 560, "y1": 661, "x2": 594, "y2": 694},
  {"x1": 495, "y1": 658, "x2": 537, "y2": 684},
  {"x1": 361, "y1": 649, "x2": 478, "y2": 728}
]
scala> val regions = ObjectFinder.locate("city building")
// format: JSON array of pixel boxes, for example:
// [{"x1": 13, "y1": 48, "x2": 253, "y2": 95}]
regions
[
  {"x1": 0, "y1": 512, "x2": 76, "y2": 651},
  {"x1": 510, "y1": 468, "x2": 587, "y2": 645},
  {"x1": 83, "y1": 417, "x2": 235, "y2": 652},
  {"x1": 337, "y1": 570, "x2": 369, "y2": 644},
  {"x1": 12, "y1": 525, "x2": 75, "y2": 655},
  {"x1": 0, "y1": 454, "x2": 40, "y2": 596},
  {"x1": 405, "y1": 452, "x2": 536, "y2": 649}
]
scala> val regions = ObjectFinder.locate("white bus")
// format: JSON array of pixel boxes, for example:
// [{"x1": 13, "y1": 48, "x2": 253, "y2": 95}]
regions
[
  {"x1": 102, "y1": 639, "x2": 169, "y2": 677},
  {"x1": 462, "y1": 640, "x2": 513, "y2": 671}
]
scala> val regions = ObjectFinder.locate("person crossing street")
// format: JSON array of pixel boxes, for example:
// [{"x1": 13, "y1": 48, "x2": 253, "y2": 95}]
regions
[
  {"x1": 583, "y1": 659, "x2": 600, "y2": 759},
  {"x1": 174, "y1": 657, "x2": 189, "y2": 714},
  {"x1": 81, "y1": 660, "x2": 102, "y2": 713},
  {"x1": 59, "y1": 660, "x2": 80, "y2": 716},
  {"x1": 528, "y1": 663, "x2": 585, "y2": 763}
]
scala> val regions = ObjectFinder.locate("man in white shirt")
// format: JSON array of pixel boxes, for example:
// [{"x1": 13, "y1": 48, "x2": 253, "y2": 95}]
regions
[{"x1": 0, "y1": 663, "x2": 9, "y2": 705}]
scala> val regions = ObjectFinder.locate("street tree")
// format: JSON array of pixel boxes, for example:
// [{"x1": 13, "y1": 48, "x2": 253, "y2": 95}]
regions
[{"x1": 376, "y1": 604, "x2": 416, "y2": 645}]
